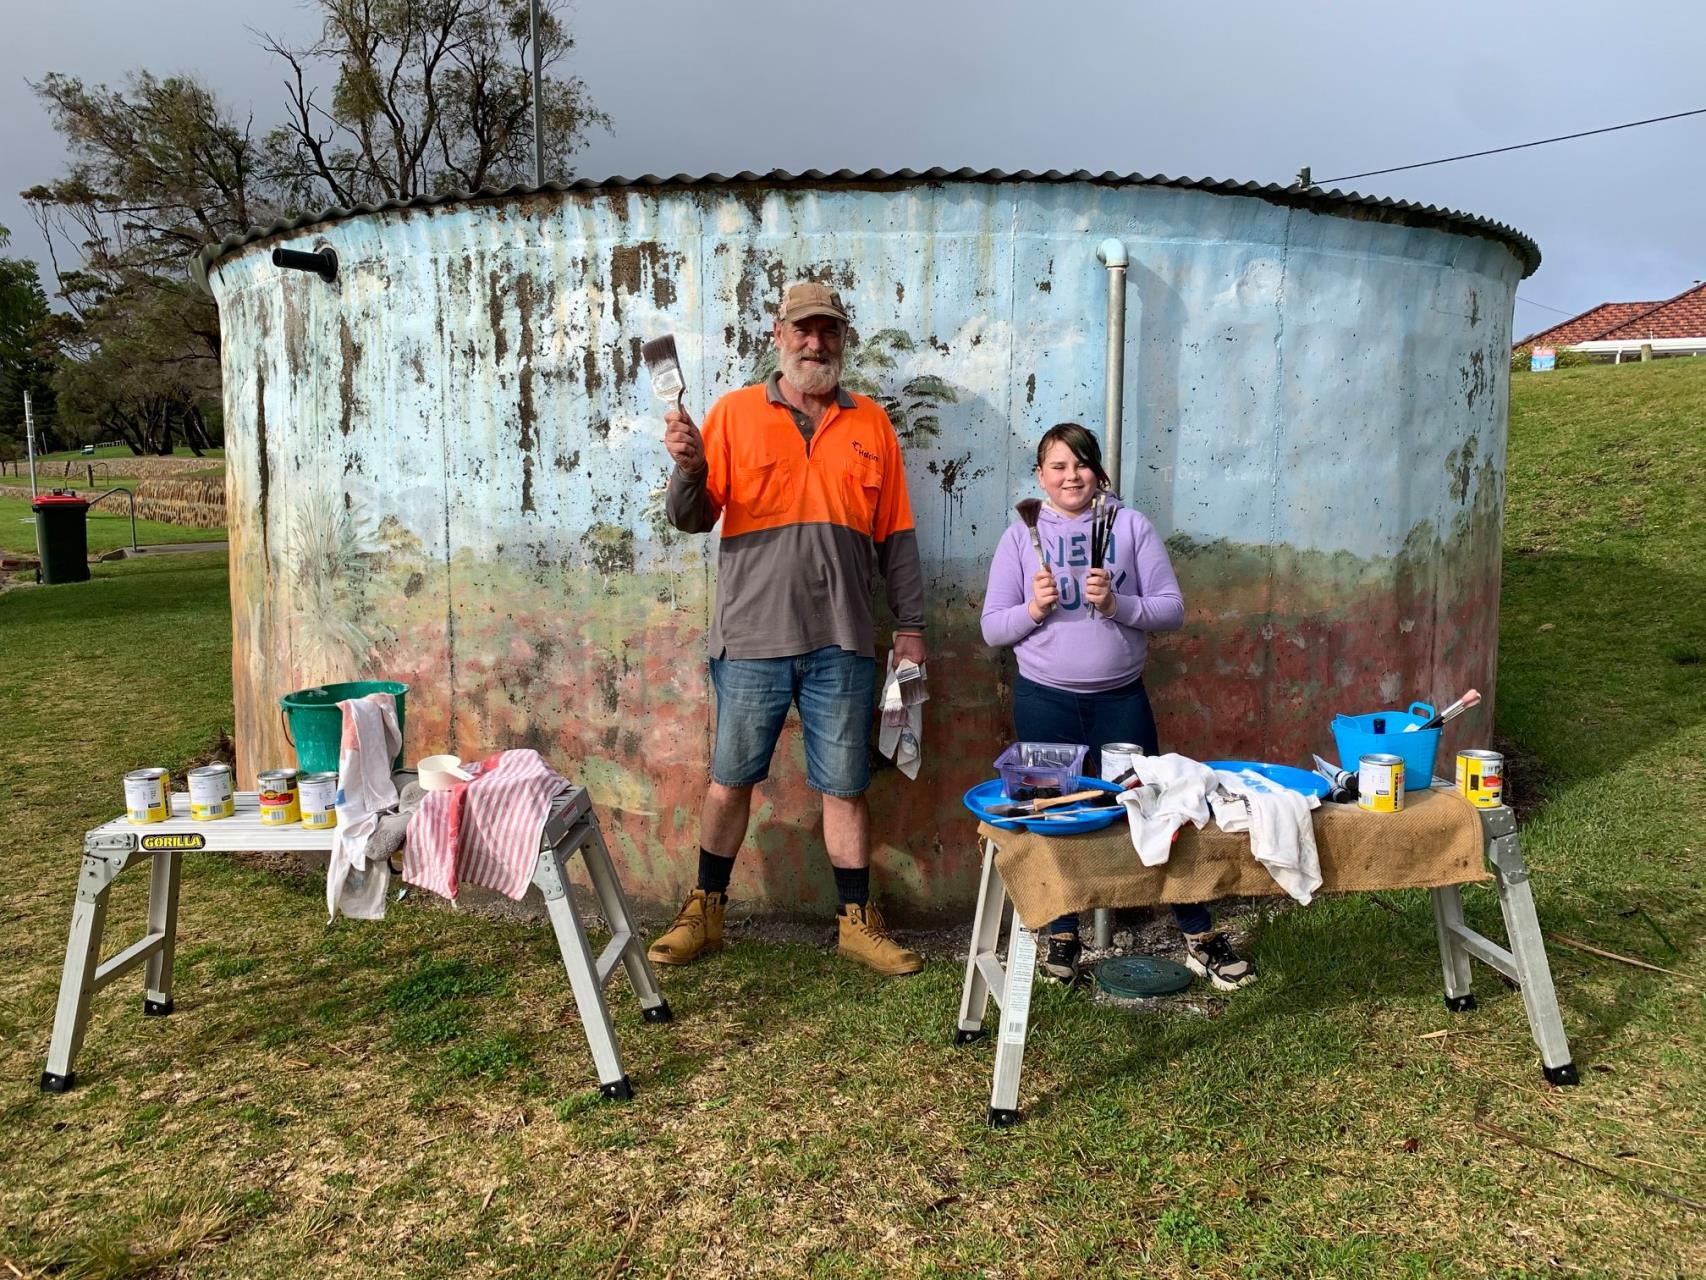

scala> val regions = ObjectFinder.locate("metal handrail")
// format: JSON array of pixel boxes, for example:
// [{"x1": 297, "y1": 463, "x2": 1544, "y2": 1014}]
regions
[{"x1": 86, "y1": 487, "x2": 138, "y2": 552}]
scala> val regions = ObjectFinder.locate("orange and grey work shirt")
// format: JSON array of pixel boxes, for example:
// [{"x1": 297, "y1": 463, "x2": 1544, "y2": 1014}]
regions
[{"x1": 666, "y1": 373, "x2": 926, "y2": 659}]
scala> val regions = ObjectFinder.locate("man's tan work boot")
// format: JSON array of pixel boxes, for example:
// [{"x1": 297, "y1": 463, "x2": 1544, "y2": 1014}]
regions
[
  {"x1": 647, "y1": 889, "x2": 726, "y2": 966},
  {"x1": 838, "y1": 903, "x2": 923, "y2": 976}
]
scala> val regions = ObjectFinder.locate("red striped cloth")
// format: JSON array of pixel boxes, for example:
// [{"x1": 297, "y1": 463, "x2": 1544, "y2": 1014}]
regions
[{"x1": 403, "y1": 750, "x2": 569, "y2": 901}]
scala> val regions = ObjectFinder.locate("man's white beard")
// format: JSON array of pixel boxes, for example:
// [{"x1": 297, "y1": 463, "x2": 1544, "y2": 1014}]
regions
[{"x1": 782, "y1": 349, "x2": 842, "y2": 397}]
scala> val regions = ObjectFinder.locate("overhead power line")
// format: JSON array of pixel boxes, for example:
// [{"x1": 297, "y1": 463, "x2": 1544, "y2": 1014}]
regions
[
  {"x1": 1516, "y1": 296, "x2": 1582, "y2": 316},
  {"x1": 1317, "y1": 107, "x2": 1706, "y2": 185}
]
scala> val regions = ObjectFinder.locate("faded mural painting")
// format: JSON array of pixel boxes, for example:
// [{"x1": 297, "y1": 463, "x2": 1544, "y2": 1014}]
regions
[{"x1": 207, "y1": 177, "x2": 1528, "y2": 918}]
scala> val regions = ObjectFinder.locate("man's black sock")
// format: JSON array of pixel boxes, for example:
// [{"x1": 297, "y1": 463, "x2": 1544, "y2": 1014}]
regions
[
  {"x1": 697, "y1": 848, "x2": 735, "y2": 896},
  {"x1": 833, "y1": 866, "x2": 870, "y2": 911}
]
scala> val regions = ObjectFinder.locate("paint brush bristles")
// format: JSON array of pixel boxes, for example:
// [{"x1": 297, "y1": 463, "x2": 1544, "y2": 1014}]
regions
[
  {"x1": 1014, "y1": 498, "x2": 1047, "y2": 571},
  {"x1": 640, "y1": 335, "x2": 686, "y2": 415}
]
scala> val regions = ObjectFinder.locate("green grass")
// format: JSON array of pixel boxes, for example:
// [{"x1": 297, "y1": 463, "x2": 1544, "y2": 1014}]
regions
[
  {"x1": 0, "y1": 362, "x2": 1703, "y2": 1277},
  {"x1": 0, "y1": 495, "x2": 226, "y2": 556}
]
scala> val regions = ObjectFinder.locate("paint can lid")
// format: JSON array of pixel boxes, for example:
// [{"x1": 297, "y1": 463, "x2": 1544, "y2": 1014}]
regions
[{"x1": 1094, "y1": 955, "x2": 1193, "y2": 998}]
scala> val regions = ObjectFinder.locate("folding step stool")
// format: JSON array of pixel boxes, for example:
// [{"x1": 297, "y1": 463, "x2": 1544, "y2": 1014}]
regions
[{"x1": 41, "y1": 787, "x2": 671, "y2": 1101}]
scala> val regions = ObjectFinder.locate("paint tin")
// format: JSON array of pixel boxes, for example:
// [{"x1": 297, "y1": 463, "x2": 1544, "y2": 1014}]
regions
[
  {"x1": 1100, "y1": 742, "x2": 1146, "y2": 786},
  {"x1": 1455, "y1": 749, "x2": 1505, "y2": 809},
  {"x1": 299, "y1": 772, "x2": 339, "y2": 829},
  {"x1": 187, "y1": 764, "x2": 235, "y2": 820},
  {"x1": 258, "y1": 768, "x2": 302, "y2": 826},
  {"x1": 1357, "y1": 754, "x2": 1405, "y2": 813},
  {"x1": 124, "y1": 768, "x2": 169, "y2": 824}
]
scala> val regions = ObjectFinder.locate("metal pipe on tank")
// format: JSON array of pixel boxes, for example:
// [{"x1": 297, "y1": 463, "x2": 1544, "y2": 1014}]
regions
[{"x1": 1096, "y1": 238, "x2": 1129, "y2": 493}]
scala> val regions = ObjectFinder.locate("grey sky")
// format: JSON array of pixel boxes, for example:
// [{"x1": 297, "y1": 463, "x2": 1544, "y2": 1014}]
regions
[{"x1": 3, "y1": 0, "x2": 1701, "y2": 340}]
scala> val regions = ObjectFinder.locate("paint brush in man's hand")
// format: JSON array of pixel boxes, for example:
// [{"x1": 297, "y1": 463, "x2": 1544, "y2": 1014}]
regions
[
  {"x1": 1015, "y1": 498, "x2": 1046, "y2": 571},
  {"x1": 641, "y1": 335, "x2": 690, "y2": 421}
]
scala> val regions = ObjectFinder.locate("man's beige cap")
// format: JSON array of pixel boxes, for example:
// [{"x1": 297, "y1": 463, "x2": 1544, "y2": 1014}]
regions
[{"x1": 778, "y1": 281, "x2": 850, "y2": 325}]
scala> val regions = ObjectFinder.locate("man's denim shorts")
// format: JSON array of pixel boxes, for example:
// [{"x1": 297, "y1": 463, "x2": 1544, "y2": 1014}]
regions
[{"x1": 710, "y1": 646, "x2": 876, "y2": 798}]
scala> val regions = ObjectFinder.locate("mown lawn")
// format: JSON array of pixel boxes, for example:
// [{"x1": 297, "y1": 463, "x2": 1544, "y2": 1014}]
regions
[
  {"x1": 0, "y1": 495, "x2": 227, "y2": 557},
  {"x1": 0, "y1": 361, "x2": 1702, "y2": 1278}
]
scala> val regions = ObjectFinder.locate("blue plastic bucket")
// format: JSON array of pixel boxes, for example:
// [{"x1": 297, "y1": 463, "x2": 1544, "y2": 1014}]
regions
[{"x1": 1332, "y1": 702, "x2": 1439, "y2": 793}]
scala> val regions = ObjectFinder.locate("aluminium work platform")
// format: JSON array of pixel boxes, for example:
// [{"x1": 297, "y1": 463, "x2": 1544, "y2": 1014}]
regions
[
  {"x1": 42, "y1": 788, "x2": 671, "y2": 1099},
  {"x1": 955, "y1": 793, "x2": 1578, "y2": 1127}
]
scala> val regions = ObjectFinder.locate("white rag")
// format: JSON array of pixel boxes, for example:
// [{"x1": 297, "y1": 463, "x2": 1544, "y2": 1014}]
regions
[
  {"x1": 877, "y1": 657, "x2": 926, "y2": 780},
  {"x1": 325, "y1": 693, "x2": 402, "y2": 921},
  {"x1": 1118, "y1": 752, "x2": 1220, "y2": 866},
  {"x1": 1213, "y1": 769, "x2": 1322, "y2": 904}
]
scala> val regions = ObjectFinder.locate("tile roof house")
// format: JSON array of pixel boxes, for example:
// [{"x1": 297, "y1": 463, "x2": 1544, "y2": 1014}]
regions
[{"x1": 1518, "y1": 282, "x2": 1706, "y2": 359}]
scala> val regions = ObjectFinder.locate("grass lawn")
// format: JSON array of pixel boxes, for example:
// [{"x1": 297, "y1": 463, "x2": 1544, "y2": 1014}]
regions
[
  {"x1": 0, "y1": 495, "x2": 226, "y2": 557},
  {"x1": 0, "y1": 362, "x2": 1702, "y2": 1277}
]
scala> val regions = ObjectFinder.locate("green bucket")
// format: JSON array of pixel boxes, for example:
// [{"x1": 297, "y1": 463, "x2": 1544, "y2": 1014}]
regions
[{"x1": 279, "y1": 680, "x2": 409, "y2": 774}]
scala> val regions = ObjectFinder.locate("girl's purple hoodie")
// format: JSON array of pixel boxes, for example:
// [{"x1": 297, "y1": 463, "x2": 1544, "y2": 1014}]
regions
[{"x1": 980, "y1": 496, "x2": 1185, "y2": 693}]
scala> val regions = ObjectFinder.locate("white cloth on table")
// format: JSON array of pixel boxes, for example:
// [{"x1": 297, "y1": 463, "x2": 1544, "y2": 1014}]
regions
[
  {"x1": 325, "y1": 693, "x2": 402, "y2": 921},
  {"x1": 1213, "y1": 768, "x2": 1322, "y2": 904},
  {"x1": 1117, "y1": 752, "x2": 1220, "y2": 866}
]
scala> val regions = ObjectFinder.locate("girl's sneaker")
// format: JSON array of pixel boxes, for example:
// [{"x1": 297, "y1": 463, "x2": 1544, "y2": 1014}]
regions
[
  {"x1": 1183, "y1": 931, "x2": 1256, "y2": 991},
  {"x1": 1040, "y1": 932, "x2": 1083, "y2": 984}
]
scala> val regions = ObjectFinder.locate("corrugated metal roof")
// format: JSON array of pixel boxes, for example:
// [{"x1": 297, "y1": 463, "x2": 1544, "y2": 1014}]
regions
[{"x1": 192, "y1": 166, "x2": 1541, "y2": 290}]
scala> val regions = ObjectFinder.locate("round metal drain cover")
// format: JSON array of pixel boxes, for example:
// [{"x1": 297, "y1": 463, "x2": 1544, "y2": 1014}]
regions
[{"x1": 1094, "y1": 955, "x2": 1193, "y2": 998}]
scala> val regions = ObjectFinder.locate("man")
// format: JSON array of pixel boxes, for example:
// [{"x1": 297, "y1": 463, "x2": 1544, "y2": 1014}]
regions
[{"x1": 651, "y1": 281, "x2": 927, "y2": 976}]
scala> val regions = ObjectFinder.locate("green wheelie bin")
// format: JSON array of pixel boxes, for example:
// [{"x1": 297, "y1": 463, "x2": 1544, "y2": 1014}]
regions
[{"x1": 33, "y1": 492, "x2": 91, "y2": 584}]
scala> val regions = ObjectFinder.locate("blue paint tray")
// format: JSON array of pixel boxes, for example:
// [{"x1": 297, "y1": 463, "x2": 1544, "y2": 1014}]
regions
[
  {"x1": 963, "y1": 776, "x2": 1125, "y2": 835},
  {"x1": 1205, "y1": 760, "x2": 1330, "y2": 800}
]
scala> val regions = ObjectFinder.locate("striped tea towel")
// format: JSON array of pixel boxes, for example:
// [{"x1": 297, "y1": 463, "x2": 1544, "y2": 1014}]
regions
[{"x1": 404, "y1": 749, "x2": 569, "y2": 901}]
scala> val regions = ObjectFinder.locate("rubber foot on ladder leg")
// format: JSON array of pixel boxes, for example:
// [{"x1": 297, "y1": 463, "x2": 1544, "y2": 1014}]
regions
[
  {"x1": 599, "y1": 1076, "x2": 634, "y2": 1102},
  {"x1": 1543, "y1": 1061, "x2": 1580, "y2": 1087},
  {"x1": 642, "y1": 1000, "x2": 673, "y2": 1024},
  {"x1": 1443, "y1": 993, "x2": 1477, "y2": 1013},
  {"x1": 954, "y1": 1028, "x2": 987, "y2": 1046},
  {"x1": 40, "y1": 1071, "x2": 75, "y2": 1094},
  {"x1": 143, "y1": 998, "x2": 174, "y2": 1017},
  {"x1": 986, "y1": 1106, "x2": 1021, "y2": 1128}
]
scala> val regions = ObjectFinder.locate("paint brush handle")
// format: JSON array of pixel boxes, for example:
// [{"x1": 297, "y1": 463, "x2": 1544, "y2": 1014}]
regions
[{"x1": 1406, "y1": 689, "x2": 1480, "y2": 732}]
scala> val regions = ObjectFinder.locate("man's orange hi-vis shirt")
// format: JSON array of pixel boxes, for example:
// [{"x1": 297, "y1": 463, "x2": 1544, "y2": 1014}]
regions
[{"x1": 666, "y1": 374, "x2": 926, "y2": 660}]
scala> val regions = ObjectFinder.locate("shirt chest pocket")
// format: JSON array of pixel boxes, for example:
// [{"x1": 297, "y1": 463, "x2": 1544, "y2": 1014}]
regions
[
  {"x1": 838, "y1": 455, "x2": 884, "y2": 525},
  {"x1": 738, "y1": 448, "x2": 801, "y2": 519}
]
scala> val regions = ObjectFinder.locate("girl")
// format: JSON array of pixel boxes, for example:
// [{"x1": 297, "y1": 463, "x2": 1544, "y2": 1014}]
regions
[{"x1": 979, "y1": 423, "x2": 1255, "y2": 990}]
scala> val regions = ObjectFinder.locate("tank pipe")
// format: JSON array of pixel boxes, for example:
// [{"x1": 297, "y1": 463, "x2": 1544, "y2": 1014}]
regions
[
  {"x1": 86, "y1": 487, "x2": 138, "y2": 552},
  {"x1": 1092, "y1": 236, "x2": 1130, "y2": 953},
  {"x1": 272, "y1": 247, "x2": 338, "y2": 282},
  {"x1": 1096, "y1": 238, "x2": 1129, "y2": 495}
]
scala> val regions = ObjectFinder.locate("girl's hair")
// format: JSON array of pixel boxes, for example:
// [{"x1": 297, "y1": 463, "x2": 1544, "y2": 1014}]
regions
[{"x1": 1035, "y1": 422, "x2": 1111, "y2": 490}]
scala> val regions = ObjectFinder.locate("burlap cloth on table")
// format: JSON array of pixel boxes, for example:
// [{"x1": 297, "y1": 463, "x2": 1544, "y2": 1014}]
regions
[{"x1": 979, "y1": 786, "x2": 1490, "y2": 929}]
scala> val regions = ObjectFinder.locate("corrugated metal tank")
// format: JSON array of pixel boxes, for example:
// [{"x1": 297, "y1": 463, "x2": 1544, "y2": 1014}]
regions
[{"x1": 203, "y1": 172, "x2": 1531, "y2": 919}]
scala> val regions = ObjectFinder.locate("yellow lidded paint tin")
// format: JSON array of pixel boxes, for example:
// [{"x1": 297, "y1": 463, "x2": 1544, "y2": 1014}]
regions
[
  {"x1": 299, "y1": 772, "x2": 338, "y2": 829},
  {"x1": 1455, "y1": 749, "x2": 1505, "y2": 809},
  {"x1": 124, "y1": 768, "x2": 170, "y2": 824},
  {"x1": 258, "y1": 768, "x2": 302, "y2": 826},
  {"x1": 1357, "y1": 754, "x2": 1405, "y2": 814},
  {"x1": 188, "y1": 764, "x2": 235, "y2": 820}
]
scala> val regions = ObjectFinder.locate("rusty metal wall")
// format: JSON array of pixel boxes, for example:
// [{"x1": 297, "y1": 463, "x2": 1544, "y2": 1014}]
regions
[{"x1": 209, "y1": 179, "x2": 1521, "y2": 919}]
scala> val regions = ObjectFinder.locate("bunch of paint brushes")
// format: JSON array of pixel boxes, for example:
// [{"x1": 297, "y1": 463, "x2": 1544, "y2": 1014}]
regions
[{"x1": 1013, "y1": 492, "x2": 1114, "y2": 576}]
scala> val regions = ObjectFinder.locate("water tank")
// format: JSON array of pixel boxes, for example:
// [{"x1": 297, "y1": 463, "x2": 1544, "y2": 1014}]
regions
[{"x1": 199, "y1": 169, "x2": 1535, "y2": 918}]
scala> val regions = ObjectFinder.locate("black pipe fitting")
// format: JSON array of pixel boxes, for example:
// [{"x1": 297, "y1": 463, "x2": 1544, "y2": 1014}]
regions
[{"x1": 272, "y1": 246, "x2": 338, "y2": 282}]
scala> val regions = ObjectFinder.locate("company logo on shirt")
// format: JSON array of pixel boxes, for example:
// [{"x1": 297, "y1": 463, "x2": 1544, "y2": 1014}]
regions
[{"x1": 851, "y1": 441, "x2": 880, "y2": 463}]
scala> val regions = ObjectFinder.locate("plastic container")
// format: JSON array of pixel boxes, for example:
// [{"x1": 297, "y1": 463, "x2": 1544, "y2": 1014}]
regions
[
  {"x1": 991, "y1": 741, "x2": 1088, "y2": 799},
  {"x1": 1332, "y1": 702, "x2": 1439, "y2": 793},
  {"x1": 279, "y1": 680, "x2": 409, "y2": 774},
  {"x1": 33, "y1": 492, "x2": 91, "y2": 584}
]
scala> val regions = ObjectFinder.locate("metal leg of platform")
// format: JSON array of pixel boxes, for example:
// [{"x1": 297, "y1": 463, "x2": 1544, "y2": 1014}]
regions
[
  {"x1": 42, "y1": 839, "x2": 168, "y2": 1093},
  {"x1": 532, "y1": 811, "x2": 675, "y2": 1101},
  {"x1": 954, "y1": 838, "x2": 1040, "y2": 1127},
  {"x1": 1429, "y1": 805, "x2": 1578, "y2": 1085}
]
